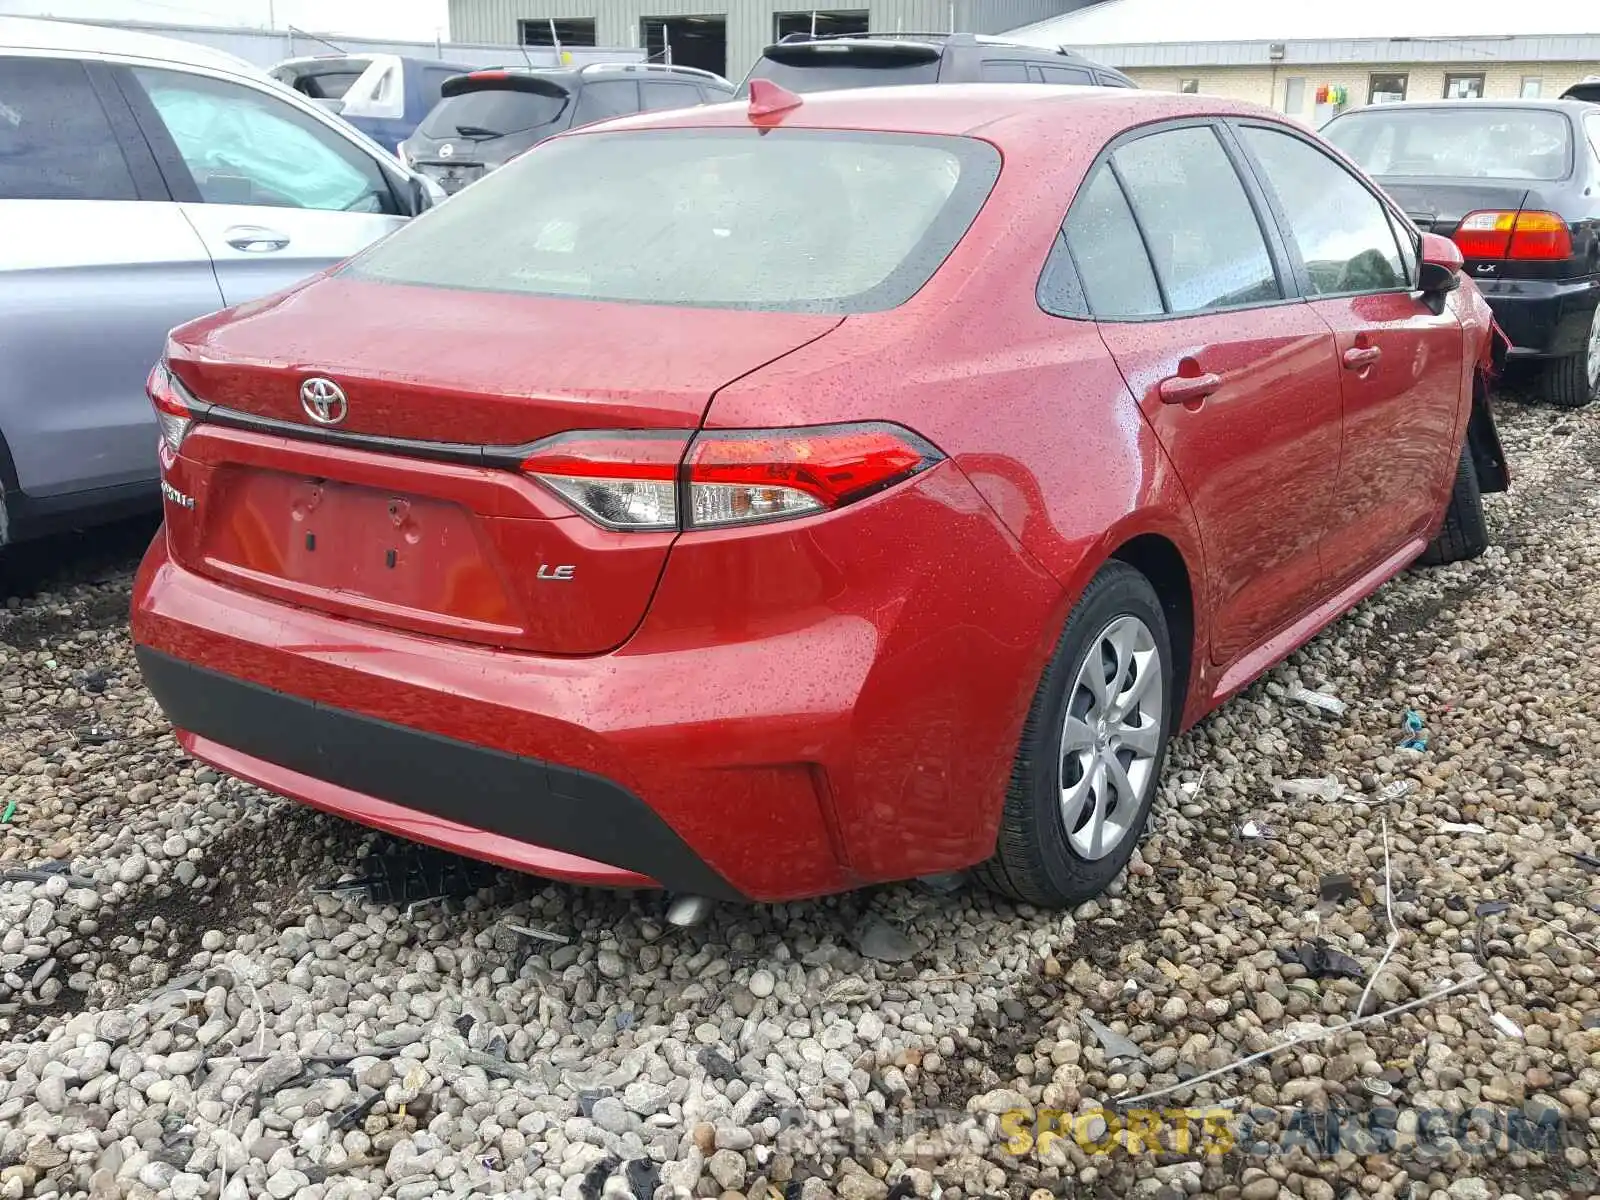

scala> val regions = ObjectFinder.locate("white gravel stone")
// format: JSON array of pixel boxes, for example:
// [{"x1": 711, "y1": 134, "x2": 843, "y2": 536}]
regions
[{"x1": 3, "y1": 397, "x2": 1599, "y2": 1200}]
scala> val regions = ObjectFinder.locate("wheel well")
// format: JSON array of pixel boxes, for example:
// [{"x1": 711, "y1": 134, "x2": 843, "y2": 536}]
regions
[{"x1": 1112, "y1": 534, "x2": 1194, "y2": 732}]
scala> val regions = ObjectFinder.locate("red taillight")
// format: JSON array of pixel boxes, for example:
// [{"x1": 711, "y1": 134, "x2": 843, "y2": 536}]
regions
[
  {"x1": 1452, "y1": 210, "x2": 1573, "y2": 261},
  {"x1": 147, "y1": 362, "x2": 196, "y2": 453},
  {"x1": 685, "y1": 425, "x2": 938, "y2": 528},
  {"x1": 1505, "y1": 211, "x2": 1572, "y2": 259},
  {"x1": 520, "y1": 423, "x2": 943, "y2": 531},
  {"x1": 521, "y1": 431, "x2": 688, "y2": 530}
]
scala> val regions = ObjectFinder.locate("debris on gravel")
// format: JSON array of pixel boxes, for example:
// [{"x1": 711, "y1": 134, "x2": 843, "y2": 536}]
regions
[{"x1": 2, "y1": 399, "x2": 1598, "y2": 1199}]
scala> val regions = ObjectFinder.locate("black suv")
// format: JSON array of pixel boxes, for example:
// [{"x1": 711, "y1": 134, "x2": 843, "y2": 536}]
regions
[
  {"x1": 740, "y1": 32, "x2": 1135, "y2": 95},
  {"x1": 400, "y1": 62, "x2": 735, "y2": 194}
]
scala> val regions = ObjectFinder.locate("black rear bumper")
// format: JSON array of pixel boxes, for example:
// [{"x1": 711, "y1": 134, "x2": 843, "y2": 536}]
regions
[
  {"x1": 1479, "y1": 276, "x2": 1600, "y2": 358},
  {"x1": 134, "y1": 647, "x2": 743, "y2": 899}
]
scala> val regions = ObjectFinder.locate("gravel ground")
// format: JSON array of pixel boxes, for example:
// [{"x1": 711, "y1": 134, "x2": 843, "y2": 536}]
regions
[{"x1": 1, "y1": 393, "x2": 1598, "y2": 1200}]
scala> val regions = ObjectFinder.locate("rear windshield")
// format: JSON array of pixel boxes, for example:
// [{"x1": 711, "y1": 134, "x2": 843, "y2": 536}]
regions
[
  {"x1": 274, "y1": 64, "x2": 367, "y2": 101},
  {"x1": 1323, "y1": 108, "x2": 1573, "y2": 180},
  {"x1": 346, "y1": 128, "x2": 1000, "y2": 313},
  {"x1": 419, "y1": 85, "x2": 569, "y2": 138},
  {"x1": 744, "y1": 47, "x2": 941, "y2": 94}
]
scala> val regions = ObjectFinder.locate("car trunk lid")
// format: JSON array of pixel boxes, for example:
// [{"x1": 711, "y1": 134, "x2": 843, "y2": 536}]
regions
[
  {"x1": 162, "y1": 277, "x2": 842, "y2": 654},
  {"x1": 1378, "y1": 179, "x2": 1533, "y2": 237},
  {"x1": 167, "y1": 277, "x2": 840, "y2": 443},
  {"x1": 1381, "y1": 178, "x2": 1582, "y2": 281}
]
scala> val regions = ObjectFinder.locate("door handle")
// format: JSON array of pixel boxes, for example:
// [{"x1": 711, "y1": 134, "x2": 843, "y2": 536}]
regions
[
  {"x1": 1157, "y1": 372, "x2": 1223, "y2": 404},
  {"x1": 1342, "y1": 345, "x2": 1382, "y2": 370},
  {"x1": 224, "y1": 225, "x2": 291, "y2": 253}
]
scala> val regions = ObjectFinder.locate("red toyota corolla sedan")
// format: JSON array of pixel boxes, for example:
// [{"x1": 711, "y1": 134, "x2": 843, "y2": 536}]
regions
[{"x1": 131, "y1": 83, "x2": 1507, "y2": 909}]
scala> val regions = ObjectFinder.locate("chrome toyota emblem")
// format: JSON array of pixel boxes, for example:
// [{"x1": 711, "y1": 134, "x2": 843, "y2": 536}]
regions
[{"x1": 299, "y1": 377, "x2": 348, "y2": 425}]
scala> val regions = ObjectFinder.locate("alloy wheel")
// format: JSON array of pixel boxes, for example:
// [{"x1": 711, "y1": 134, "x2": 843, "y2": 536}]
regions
[
  {"x1": 1588, "y1": 304, "x2": 1600, "y2": 395},
  {"x1": 1059, "y1": 614, "x2": 1165, "y2": 860}
]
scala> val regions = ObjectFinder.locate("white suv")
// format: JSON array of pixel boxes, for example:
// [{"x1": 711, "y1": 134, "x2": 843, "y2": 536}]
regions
[{"x1": 0, "y1": 17, "x2": 443, "y2": 545}]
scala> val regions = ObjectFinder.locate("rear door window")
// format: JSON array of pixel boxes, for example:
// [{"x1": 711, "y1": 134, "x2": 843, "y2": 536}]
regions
[
  {"x1": 420, "y1": 85, "x2": 570, "y2": 137},
  {"x1": 1240, "y1": 124, "x2": 1407, "y2": 295},
  {"x1": 283, "y1": 64, "x2": 367, "y2": 101},
  {"x1": 0, "y1": 56, "x2": 138, "y2": 201},
  {"x1": 640, "y1": 80, "x2": 702, "y2": 112},
  {"x1": 572, "y1": 80, "x2": 639, "y2": 125},
  {"x1": 129, "y1": 67, "x2": 397, "y2": 214},
  {"x1": 1111, "y1": 125, "x2": 1282, "y2": 313}
]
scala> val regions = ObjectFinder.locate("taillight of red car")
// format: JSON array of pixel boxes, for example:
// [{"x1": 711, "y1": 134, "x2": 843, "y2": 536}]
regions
[
  {"x1": 1451, "y1": 210, "x2": 1573, "y2": 261},
  {"x1": 147, "y1": 362, "x2": 202, "y2": 456},
  {"x1": 521, "y1": 423, "x2": 944, "y2": 531}
]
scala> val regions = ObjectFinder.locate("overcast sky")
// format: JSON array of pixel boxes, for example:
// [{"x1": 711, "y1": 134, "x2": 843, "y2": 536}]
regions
[{"x1": 0, "y1": 0, "x2": 451, "y2": 39}]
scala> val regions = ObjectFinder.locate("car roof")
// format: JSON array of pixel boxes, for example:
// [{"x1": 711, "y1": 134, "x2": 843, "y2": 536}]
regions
[
  {"x1": 591, "y1": 83, "x2": 1263, "y2": 142},
  {"x1": 759, "y1": 33, "x2": 1116, "y2": 67},
  {"x1": 447, "y1": 62, "x2": 732, "y2": 87},
  {"x1": 0, "y1": 15, "x2": 258, "y2": 77}
]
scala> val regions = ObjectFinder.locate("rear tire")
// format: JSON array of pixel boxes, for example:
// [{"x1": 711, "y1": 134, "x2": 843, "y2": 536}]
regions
[
  {"x1": 1539, "y1": 350, "x2": 1596, "y2": 408},
  {"x1": 976, "y1": 562, "x2": 1173, "y2": 908},
  {"x1": 1417, "y1": 441, "x2": 1489, "y2": 566}
]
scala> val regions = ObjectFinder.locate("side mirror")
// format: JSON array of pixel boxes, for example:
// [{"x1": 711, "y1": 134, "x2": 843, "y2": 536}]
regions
[{"x1": 1417, "y1": 231, "x2": 1462, "y2": 313}]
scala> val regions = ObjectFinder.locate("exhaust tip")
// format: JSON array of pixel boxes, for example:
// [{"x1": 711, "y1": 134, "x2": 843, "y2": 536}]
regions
[{"x1": 665, "y1": 894, "x2": 714, "y2": 928}]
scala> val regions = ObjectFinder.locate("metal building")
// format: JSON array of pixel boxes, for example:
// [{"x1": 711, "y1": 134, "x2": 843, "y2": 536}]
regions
[
  {"x1": 447, "y1": 0, "x2": 1105, "y2": 82},
  {"x1": 0, "y1": 13, "x2": 629, "y2": 72},
  {"x1": 1007, "y1": 0, "x2": 1600, "y2": 125}
]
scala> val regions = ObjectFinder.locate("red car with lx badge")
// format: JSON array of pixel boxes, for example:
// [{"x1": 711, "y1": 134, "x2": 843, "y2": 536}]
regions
[{"x1": 131, "y1": 82, "x2": 1507, "y2": 909}]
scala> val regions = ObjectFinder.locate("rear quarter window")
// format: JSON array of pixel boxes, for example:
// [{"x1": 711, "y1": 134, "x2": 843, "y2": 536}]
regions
[
  {"x1": 1030, "y1": 65, "x2": 1094, "y2": 85},
  {"x1": 639, "y1": 80, "x2": 702, "y2": 112},
  {"x1": 572, "y1": 80, "x2": 639, "y2": 125},
  {"x1": 344, "y1": 128, "x2": 1001, "y2": 314},
  {"x1": 980, "y1": 61, "x2": 1031, "y2": 83}
]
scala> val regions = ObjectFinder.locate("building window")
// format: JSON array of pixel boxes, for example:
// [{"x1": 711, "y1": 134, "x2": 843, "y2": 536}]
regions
[
  {"x1": 1282, "y1": 76, "x2": 1305, "y2": 114},
  {"x1": 640, "y1": 16, "x2": 727, "y2": 77},
  {"x1": 1521, "y1": 76, "x2": 1543, "y2": 98},
  {"x1": 518, "y1": 18, "x2": 598, "y2": 47},
  {"x1": 1443, "y1": 73, "x2": 1485, "y2": 99},
  {"x1": 1368, "y1": 73, "x2": 1407, "y2": 104},
  {"x1": 773, "y1": 11, "x2": 868, "y2": 40},
  {"x1": 1179, "y1": 78, "x2": 1199, "y2": 93}
]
